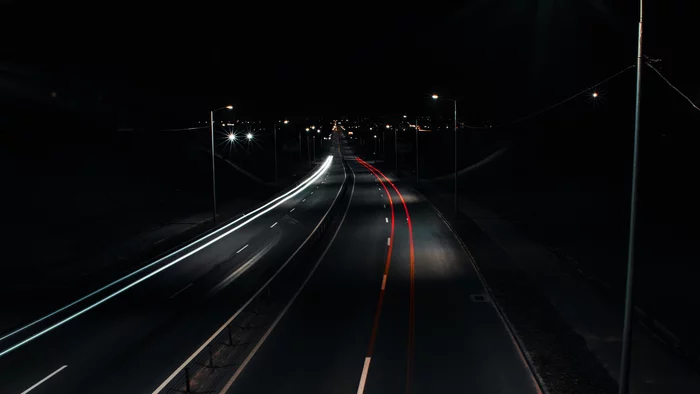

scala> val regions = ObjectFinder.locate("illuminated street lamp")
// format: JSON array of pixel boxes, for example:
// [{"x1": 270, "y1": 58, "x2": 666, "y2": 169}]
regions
[
  {"x1": 432, "y1": 93, "x2": 458, "y2": 215},
  {"x1": 228, "y1": 133, "x2": 236, "y2": 141},
  {"x1": 246, "y1": 133, "x2": 253, "y2": 141},
  {"x1": 592, "y1": 92, "x2": 599, "y2": 98},
  {"x1": 210, "y1": 105, "x2": 233, "y2": 222},
  {"x1": 305, "y1": 127, "x2": 310, "y2": 131}
]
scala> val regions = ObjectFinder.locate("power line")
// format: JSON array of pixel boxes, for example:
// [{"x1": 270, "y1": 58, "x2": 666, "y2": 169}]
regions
[
  {"x1": 646, "y1": 62, "x2": 700, "y2": 113},
  {"x1": 462, "y1": 64, "x2": 636, "y2": 129}
]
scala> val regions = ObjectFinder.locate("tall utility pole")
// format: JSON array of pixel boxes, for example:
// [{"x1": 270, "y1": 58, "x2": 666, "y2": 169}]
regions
[
  {"x1": 273, "y1": 124, "x2": 278, "y2": 185},
  {"x1": 394, "y1": 127, "x2": 398, "y2": 171},
  {"x1": 619, "y1": 1, "x2": 643, "y2": 393},
  {"x1": 415, "y1": 118, "x2": 419, "y2": 181},
  {"x1": 307, "y1": 135, "x2": 311, "y2": 167},
  {"x1": 210, "y1": 110, "x2": 217, "y2": 222},
  {"x1": 453, "y1": 99, "x2": 458, "y2": 215}
]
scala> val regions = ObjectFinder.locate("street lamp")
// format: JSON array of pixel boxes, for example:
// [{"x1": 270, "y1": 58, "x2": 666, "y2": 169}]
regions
[
  {"x1": 273, "y1": 120, "x2": 289, "y2": 185},
  {"x1": 228, "y1": 133, "x2": 236, "y2": 141},
  {"x1": 210, "y1": 105, "x2": 233, "y2": 222},
  {"x1": 432, "y1": 93, "x2": 459, "y2": 215},
  {"x1": 246, "y1": 133, "x2": 253, "y2": 141},
  {"x1": 592, "y1": 92, "x2": 599, "y2": 98}
]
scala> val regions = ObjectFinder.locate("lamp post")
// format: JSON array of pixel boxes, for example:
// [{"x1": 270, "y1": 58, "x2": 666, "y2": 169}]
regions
[
  {"x1": 619, "y1": 2, "x2": 644, "y2": 393},
  {"x1": 210, "y1": 105, "x2": 233, "y2": 222},
  {"x1": 415, "y1": 118, "x2": 419, "y2": 181},
  {"x1": 273, "y1": 120, "x2": 289, "y2": 186},
  {"x1": 432, "y1": 94, "x2": 458, "y2": 215}
]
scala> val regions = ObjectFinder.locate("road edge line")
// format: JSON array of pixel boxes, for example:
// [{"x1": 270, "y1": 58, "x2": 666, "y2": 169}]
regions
[
  {"x1": 218, "y1": 159, "x2": 357, "y2": 393},
  {"x1": 412, "y1": 188, "x2": 549, "y2": 394}
]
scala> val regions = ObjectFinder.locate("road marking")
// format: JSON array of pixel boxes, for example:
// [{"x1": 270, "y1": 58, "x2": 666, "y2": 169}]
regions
[
  {"x1": 169, "y1": 283, "x2": 193, "y2": 299},
  {"x1": 384, "y1": 204, "x2": 386, "y2": 208},
  {"x1": 358, "y1": 158, "x2": 416, "y2": 393},
  {"x1": 311, "y1": 192, "x2": 314, "y2": 195},
  {"x1": 270, "y1": 222, "x2": 278, "y2": 228},
  {"x1": 356, "y1": 357, "x2": 372, "y2": 394},
  {"x1": 385, "y1": 217, "x2": 388, "y2": 223},
  {"x1": 0, "y1": 156, "x2": 335, "y2": 354},
  {"x1": 153, "y1": 156, "x2": 348, "y2": 394},
  {"x1": 289, "y1": 208, "x2": 295, "y2": 213},
  {"x1": 21, "y1": 365, "x2": 67, "y2": 394},
  {"x1": 381, "y1": 275, "x2": 387, "y2": 290},
  {"x1": 236, "y1": 244, "x2": 249, "y2": 254},
  {"x1": 387, "y1": 237, "x2": 391, "y2": 246},
  {"x1": 217, "y1": 161, "x2": 357, "y2": 394},
  {"x1": 302, "y1": 199, "x2": 306, "y2": 202}
]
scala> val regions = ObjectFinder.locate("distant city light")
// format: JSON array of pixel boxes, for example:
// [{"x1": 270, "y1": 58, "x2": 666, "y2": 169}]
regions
[
  {"x1": 228, "y1": 133, "x2": 236, "y2": 141},
  {"x1": 374, "y1": 135, "x2": 377, "y2": 138},
  {"x1": 403, "y1": 115, "x2": 407, "y2": 118},
  {"x1": 306, "y1": 128, "x2": 310, "y2": 131},
  {"x1": 385, "y1": 124, "x2": 390, "y2": 129},
  {"x1": 592, "y1": 92, "x2": 599, "y2": 98},
  {"x1": 432, "y1": 94, "x2": 439, "y2": 99},
  {"x1": 317, "y1": 130, "x2": 320, "y2": 133},
  {"x1": 284, "y1": 120, "x2": 289, "y2": 124},
  {"x1": 246, "y1": 133, "x2": 253, "y2": 140},
  {"x1": 311, "y1": 126, "x2": 316, "y2": 129}
]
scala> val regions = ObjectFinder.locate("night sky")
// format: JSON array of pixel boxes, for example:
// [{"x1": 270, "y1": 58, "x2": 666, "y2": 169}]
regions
[{"x1": 1, "y1": 1, "x2": 698, "y2": 123}]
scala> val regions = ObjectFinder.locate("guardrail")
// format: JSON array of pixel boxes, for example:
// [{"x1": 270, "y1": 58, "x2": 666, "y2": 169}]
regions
[{"x1": 155, "y1": 159, "x2": 353, "y2": 394}]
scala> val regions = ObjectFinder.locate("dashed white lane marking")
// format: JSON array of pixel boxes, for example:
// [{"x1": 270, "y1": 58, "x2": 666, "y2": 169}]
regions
[
  {"x1": 311, "y1": 192, "x2": 314, "y2": 195},
  {"x1": 383, "y1": 204, "x2": 386, "y2": 208},
  {"x1": 387, "y1": 237, "x2": 391, "y2": 246},
  {"x1": 302, "y1": 199, "x2": 306, "y2": 202},
  {"x1": 289, "y1": 208, "x2": 295, "y2": 212},
  {"x1": 236, "y1": 244, "x2": 249, "y2": 254},
  {"x1": 21, "y1": 365, "x2": 68, "y2": 394},
  {"x1": 270, "y1": 222, "x2": 278, "y2": 228},
  {"x1": 356, "y1": 357, "x2": 372, "y2": 394},
  {"x1": 169, "y1": 283, "x2": 193, "y2": 299},
  {"x1": 385, "y1": 217, "x2": 388, "y2": 223},
  {"x1": 381, "y1": 275, "x2": 387, "y2": 290}
]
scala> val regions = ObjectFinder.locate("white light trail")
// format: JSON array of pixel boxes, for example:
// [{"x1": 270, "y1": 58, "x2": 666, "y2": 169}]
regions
[{"x1": 0, "y1": 156, "x2": 333, "y2": 358}]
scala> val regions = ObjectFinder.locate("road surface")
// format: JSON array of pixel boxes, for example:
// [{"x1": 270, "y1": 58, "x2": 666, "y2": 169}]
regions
[
  {"x1": 226, "y1": 140, "x2": 541, "y2": 393},
  {"x1": 1, "y1": 134, "x2": 540, "y2": 394},
  {"x1": 0, "y1": 141, "x2": 345, "y2": 394}
]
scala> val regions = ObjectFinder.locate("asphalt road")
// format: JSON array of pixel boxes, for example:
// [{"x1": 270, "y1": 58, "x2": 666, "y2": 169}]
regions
[
  {"x1": 0, "y1": 140, "x2": 345, "y2": 393},
  {"x1": 2, "y1": 134, "x2": 541, "y2": 393},
  {"x1": 226, "y1": 139, "x2": 541, "y2": 393}
]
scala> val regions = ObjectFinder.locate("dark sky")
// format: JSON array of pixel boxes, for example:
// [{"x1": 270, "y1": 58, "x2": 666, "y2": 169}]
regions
[{"x1": 1, "y1": 0, "x2": 698, "y2": 122}]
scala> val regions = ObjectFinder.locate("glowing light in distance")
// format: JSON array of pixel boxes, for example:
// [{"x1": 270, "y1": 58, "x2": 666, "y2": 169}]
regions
[
  {"x1": 246, "y1": 133, "x2": 253, "y2": 140},
  {"x1": 432, "y1": 94, "x2": 439, "y2": 99},
  {"x1": 228, "y1": 133, "x2": 236, "y2": 141},
  {"x1": 225, "y1": 105, "x2": 234, "y2": 109},
  {"x1": 592, "y1": 92, "x2": 598, "y2": 98},
  {"x1": 284, "y1": 120, "x2": 289, "y2": 124}
]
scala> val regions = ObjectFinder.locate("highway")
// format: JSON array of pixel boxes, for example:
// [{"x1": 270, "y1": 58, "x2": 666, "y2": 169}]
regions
[
  {"x1": 224, "y1": 140, "x2": 541, "y2": 393},
  {"x1": 0, "y1": 140, "x2": 345, "y2": 393},
  {"x1": 1, "y1": 133, "x2": 541, "y2": 393}
]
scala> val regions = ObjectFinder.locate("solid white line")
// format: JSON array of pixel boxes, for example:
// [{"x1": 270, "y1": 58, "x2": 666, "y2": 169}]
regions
[
  {"x1": 236, "y1": 245, "x2": 249, "y2": 254},
  {"x1": 381, "y1": 275, "x2": 387, "y2": 290},
  {"x1": 217, "y1": 160, "x2": 357, "y2": 394},
  {"x1": 153, "y1": 157, "x2": 348, "y2": 394},
  {"x1": 270, "y1": 222, "x2": 278, "y2": 228},
  {"x1": 387, "y1": 238, "x2": 391, "y2": 246},
  {"x1": 289, "y1": 208, "x2": 295, "y2": 213},
  {"x1": 385, "y1": 217, "x2": 388, "y2": 223},
  {"x1": 0, "y1": 156, "x2": 334, "y2": 349},
  {"x1": 21, "y1": 365, "x2": 68, "y2": 394},
  {"x1": 169, "y1": 283, "x2": 193, "y2": 299},
  {"x1": 356, "y1": 357, "x2": 372, "y2": 394}
]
